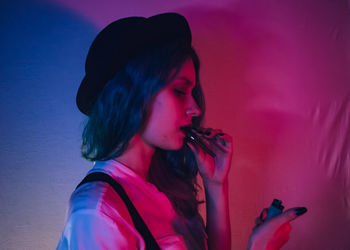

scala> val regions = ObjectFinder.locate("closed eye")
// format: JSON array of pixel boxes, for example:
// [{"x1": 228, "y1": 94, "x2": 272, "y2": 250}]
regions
[{"x1": 174, "y1": 89, "x2": 186, "y2": 96}]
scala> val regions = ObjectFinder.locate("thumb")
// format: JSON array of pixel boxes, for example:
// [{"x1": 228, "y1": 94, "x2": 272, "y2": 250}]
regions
[{"x1": 275, "y1": 207, "x2": 308, "y2": 224}]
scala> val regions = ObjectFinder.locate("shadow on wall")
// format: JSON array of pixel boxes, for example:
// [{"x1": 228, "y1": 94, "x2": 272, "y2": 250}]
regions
[
  {"x1": 0, "y1": 0, "x2": 97, "y2": 249},
  {"x1": 0, "y1": 0, "x2": 97, "y2": 164}
]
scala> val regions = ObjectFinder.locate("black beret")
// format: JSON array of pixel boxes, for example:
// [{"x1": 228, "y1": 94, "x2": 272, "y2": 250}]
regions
[{"x1": 76, "y1": 12, "x2": 192, "y2": 115}]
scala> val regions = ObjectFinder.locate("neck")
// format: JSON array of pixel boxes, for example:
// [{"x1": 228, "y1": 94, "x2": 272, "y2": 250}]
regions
[{"x1": 114, "y1": 134, "x2": 155, "y2": 181}]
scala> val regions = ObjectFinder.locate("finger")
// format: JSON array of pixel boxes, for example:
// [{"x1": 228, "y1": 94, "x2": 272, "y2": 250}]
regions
[
  {"x1": 207, "y1": 129, "x2": 223, "y2": 138},
  {"x1": 191, "y1": 129, "x2": 220, "y2": 152},
  {"x1": 276, "y1": 222, "x2": 292, "y2": 235},
  {"x1": 212, "y1": 134, "x2": 233, "y2": 152},
  {"x1": 186, "y1": 141, "x2": 197, "y2": 153},
  {"x1": 208, "y1": 129, "x2": 225, "y2": 140},
  {"x1": 194, "y1": 128, "x2": 230, "y2": 145},
  {"x1": 203, "y1": 127, "x2": 214, "y2": 135},
  {"x1": 186, "y1": 140, "x2": 206, "y2": 160},
  {"x1": 282, "y1": 222, "x2": 292, "y2": 234},
  {"x1": 192, "y1": 128, "x2": 233, "y2": 154},
  {"x1": 270, "y1": 230, "x2": 290, "y2": 249},
  {"x1": 274, "y1": 207, "x2": 308, "y2": 225},
  {"x1": 200, "y1": 128, "x2": 221, "y2": 139},
  {"x1": 186, "y1": 141, "x2": 201, "y2": 156},
  {"x1": 272, "y1": 222, "x2": 292, "y2": 244},
  {"x1": 190, "y1": 129, "x2": 211, "y2": 146}
]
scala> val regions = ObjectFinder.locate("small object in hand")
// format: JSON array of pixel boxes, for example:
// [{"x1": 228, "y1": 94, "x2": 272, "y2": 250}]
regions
[
  {"x1": 181, "y1": 126, "x2": 216, "y2": 158},
  {"x1": 265, "y1": 199, "x2": 284, "y2": 220}
]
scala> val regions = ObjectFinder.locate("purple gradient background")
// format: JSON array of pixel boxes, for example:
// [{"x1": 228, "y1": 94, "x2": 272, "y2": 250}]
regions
[{"x1": 0, "y1": 0, "x2": 349, "y2": 249}]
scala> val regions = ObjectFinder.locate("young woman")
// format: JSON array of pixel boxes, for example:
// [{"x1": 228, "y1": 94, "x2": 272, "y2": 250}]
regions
[{"x1": 57, "y1": 12, "x2": 307, "y2": 250}]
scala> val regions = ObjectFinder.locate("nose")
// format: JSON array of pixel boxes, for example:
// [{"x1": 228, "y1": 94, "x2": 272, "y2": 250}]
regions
[{"x1": 186, "y1": 98, "x2": 201, "y2": 117}]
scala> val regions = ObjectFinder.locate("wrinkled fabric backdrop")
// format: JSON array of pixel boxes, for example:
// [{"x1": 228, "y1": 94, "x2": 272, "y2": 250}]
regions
[{"x1": 0, "y1": 0, "x2": 349, "y2": 249}]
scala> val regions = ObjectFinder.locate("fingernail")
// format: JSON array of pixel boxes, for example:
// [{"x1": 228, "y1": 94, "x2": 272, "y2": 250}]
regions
[{"x1": 295, "y1": 207, "x2": 307, "y2": 216}]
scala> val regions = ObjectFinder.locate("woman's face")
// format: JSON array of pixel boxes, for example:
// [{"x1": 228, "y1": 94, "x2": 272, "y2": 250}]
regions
[{"x1": 140, "y1": 59, "x2": 201, "y2": 150}]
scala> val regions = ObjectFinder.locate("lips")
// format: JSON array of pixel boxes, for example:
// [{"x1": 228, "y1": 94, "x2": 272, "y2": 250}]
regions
[
  {"x1": 180, "y1": 126, "x2": 188, "y2": 133},
  {"x1": 179, "y1": 125, "x2": 191, "y2": 138}
]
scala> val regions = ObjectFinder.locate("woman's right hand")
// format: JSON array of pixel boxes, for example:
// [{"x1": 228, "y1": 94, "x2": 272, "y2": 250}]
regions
[{"x1": 247, "y1": 207, "x2": 307, "y2": 250}]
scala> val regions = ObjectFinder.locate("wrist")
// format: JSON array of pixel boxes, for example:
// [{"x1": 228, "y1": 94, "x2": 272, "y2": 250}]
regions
[
  {"x1": 203, "y1": 177, "x2": 228, "y2": 189},
  {"x1": 204, "y1": 178, "x2": 228, "y2": 198}
]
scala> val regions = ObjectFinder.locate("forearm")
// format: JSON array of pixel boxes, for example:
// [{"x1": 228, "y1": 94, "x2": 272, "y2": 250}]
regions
[{"x1": 205, "y1": 180, "x2": 231, "y2": 250}]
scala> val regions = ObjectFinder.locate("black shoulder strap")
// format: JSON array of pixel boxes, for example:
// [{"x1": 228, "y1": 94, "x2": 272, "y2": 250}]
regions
[{"x1": 76, "y1": 172, "x2": 161, "y2": 250}]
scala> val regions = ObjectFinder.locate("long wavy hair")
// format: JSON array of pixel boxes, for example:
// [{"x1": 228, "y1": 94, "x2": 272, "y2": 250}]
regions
[{"x1": 81, "y1": 40, "x2": 207, "y2": 248}]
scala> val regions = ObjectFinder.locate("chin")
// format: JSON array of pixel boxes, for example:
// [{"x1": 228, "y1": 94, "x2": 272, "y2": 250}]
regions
[
  {"x1": 161, "y1": 140, "x2": 184, "y2": 151},
  {"x1": 173, "y1": 143, "x2": 184, "y2": 150},
  {"x1": 163, "y1": 145, "x2": 182, "y2": 151}
]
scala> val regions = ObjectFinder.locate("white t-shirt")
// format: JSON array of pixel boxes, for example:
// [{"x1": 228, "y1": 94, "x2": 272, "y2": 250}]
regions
[{"x1": 57, "y1": 159, "x2": 207, "y2": 249}]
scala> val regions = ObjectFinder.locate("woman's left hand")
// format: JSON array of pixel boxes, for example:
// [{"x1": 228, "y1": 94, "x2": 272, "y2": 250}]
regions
[{"x1": 186, "y1": 127, "x2": 233, "y2": 185}]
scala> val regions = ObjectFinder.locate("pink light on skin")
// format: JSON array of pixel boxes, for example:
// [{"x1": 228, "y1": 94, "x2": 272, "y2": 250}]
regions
[{"x1": 140, "y1": 59, "x2": 200, "y2": 151}]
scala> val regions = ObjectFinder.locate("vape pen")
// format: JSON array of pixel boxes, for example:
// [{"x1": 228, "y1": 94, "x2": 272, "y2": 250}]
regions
[
  {"x1": 266, "y1": 199, "x2": 284, "y2": 219},
  {"x1": 181, "y1": 127, "x2": 216, "y2": 158}
]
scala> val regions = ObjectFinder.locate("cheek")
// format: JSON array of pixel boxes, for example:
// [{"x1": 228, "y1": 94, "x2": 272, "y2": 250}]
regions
[
  {"x1": 153, "y1": 95, "x2": 182, "y2": 123},
  {"x1": 150, "y1": 101, "x2": 172, "y2": 128},
  {"x1": 144, "y1": 100, "x2": 176, "y2": 136},
  {"x1": 141, "y1": 91, "x2": 186, "y2": 145}
]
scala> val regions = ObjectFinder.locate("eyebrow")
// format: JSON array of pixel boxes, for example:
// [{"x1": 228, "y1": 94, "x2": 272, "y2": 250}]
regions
[{"x1": 175, "y1": 77, "x2": 195, "y2": 87}]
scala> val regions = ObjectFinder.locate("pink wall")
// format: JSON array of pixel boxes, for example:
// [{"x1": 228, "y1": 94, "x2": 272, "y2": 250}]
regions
[{"x1": 0, "y1": 0, "x2": 349, "y2": 249}]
